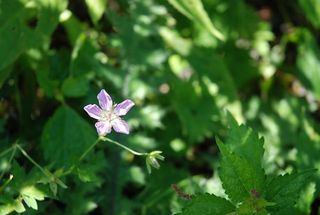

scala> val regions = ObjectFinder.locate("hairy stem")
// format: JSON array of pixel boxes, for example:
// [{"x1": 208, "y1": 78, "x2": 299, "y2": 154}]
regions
[
  {"x1": 101, "y1": 137, "x2": 148, "y2": 156},
  {"x1": 16, "y1": 144, "x2": 67, "y2": 188}
]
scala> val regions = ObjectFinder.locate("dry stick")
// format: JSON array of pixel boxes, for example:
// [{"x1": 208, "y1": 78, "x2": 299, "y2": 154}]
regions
[{"x1": 171, "y1": 184, "x2": 193, "y2": 200}]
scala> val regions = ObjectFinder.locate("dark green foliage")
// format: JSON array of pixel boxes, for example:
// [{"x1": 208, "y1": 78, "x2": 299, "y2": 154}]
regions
[
  {"x1": 265, "y1": 170, "x2": 315, "y2": 213},
  {"x1": 0, "y1": 0, "x2": 320, "y2": 214},
  {"x1": 41, "y1": 106, "x2": 96, "y2": 168}
]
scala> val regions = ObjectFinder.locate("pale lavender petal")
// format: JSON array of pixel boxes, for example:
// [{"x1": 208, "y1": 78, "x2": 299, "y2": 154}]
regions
[
  {"x1": 114, "y1": 99, "x2": 135, "y2": 116},
  {"x1": 84, "y1": 104, "x2": 102, "y2": 120},
  {"x1": 97, "y1": 89, "x2": 112, "y2": 111},
  {"x1": 111, "y1": 118, "x2": 130, "y2": 134},
  {"x1": 95, "y1": 121, "x2": 111, "y2": 136}
]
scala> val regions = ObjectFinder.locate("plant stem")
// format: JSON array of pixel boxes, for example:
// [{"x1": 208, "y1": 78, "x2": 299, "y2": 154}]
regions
[
  {"x1": 62, "y1": 136, "x2": 147, "y2": 176},
  {"x1": 16, "y1": 144, "x2": 67, "y2": 188},
  {"x1": 0, "y1": 146, "x2": 16, "y2": 180},
  {"x1": 101, "y1": 137, "x2": 148, "y2": 156},
  {"x1": 0, "y1": 147, "x2": 14, "y2": 158},
  {"x1": 16, "y1": 144, "x2": 50, "y2": 178},
  {"x1": 61, "y1": 137, "x2": 102, "y2": 176},
  {"x1": 79, "y1": 137, "x2": 101, "y2": 162},
  {"x1": 0, "y1": 174, "x2": 13, "y2": 193}
]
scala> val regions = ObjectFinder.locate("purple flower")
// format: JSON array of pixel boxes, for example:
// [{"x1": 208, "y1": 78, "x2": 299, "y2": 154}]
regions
[{"x1": 84, "y1": 89, "x2": 135, "y2": 136}]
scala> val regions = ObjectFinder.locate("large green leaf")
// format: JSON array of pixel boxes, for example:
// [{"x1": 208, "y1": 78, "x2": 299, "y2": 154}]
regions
[
  {"x1": 226, "y1": 114, "x2": 265, "y2": 179},
  {"x1": 180, "y1": 194, "x2": 235, "y2": 215},
  {"x1": 296, "y1": 30, "x2": 320, "y2": 99},
  {"x1": 41, "y1": 106, "x2": 96, "y2": 168},
  {"x1": 170, "y1": 77, "x2": 220, "y2": 142},
  {"x1": 216, "y1": 138, "x2": 265, "y2": 204},
  {"x1": 265, "y1": 170, "x2": 315, "y2": 213},
  {"x1": 297, "y1": 0, "x2": 320, "y2": 29},
  {"x1": 0, "y1": 0, "x2": 67, "y2": 71}
]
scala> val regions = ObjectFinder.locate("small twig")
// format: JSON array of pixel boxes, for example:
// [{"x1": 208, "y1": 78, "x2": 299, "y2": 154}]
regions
[{"x1": 171, "y1": 184, "x2": 193, "y2": 200}]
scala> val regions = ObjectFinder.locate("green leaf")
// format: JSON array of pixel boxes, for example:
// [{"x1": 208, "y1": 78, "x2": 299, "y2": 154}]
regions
[
  {"x1": 85, "y1": 0, "x2": 107, "y2": 24},
  {"x1": 0, "y1": 0, "x2": 35, "y2": 71},
  {"x1": 171, "y1": 78, "x2": 220, "y2": 142},
  {"x1": 62, "y1": 76, "x2": 89, "y2": 97},
  {"x1": 296, "y1": 30, "x2": 320, "y2": 99},
  {"x1": 226, "y1": 113, "x2": 265, "y2": 179},
  {"x1": 180, "y1": 194, "x2": 235, "y2": 215},
  {"x1": 0, "y1": 198, "x2": 25, "y2": 215},
  {"x1": 167, "y1": 0, "x2": 224, "y2": 40},
  {"x1": 13, "y1": 199, "x2": 25, "y2": 213},
  {"x1": 188, "y1": 48, "x2": 239, "y2": 103},
  {"x1": 216, "y1": 138, "x2": 265, "y2": 204},
  {"x1": 265, "y1": 170, "x2": 316, "y2": 212},
  {"x1": 69, "y1": 34, "x2": 104, "y2": 77},
  {"x1": 297, "y1": 0, "x2": 320, "y2": 29},
  {"x1": 22, "y1": 195, "x2": 38, "y2": 210},
  {"x1": 41, "y1": 106, "x2": 96, "y2": 168},
  {"x1": 21, "y1": 186, "x2": 45, "y2": 201},
  {"x1": 49, "y1": 182, "x2": 58, "y2": 196},
  {"x1": 0, "y1": 0, "x2": 67, "y2": 71}
]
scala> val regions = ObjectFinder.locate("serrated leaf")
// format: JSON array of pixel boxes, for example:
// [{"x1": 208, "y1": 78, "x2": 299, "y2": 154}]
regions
[
  {"x1": 226, "y1": 113, "x2": 265, "y2": 179},
  {"x1": 180, "y1": 194, "x2": 235, "y2": 215},
  {"x1": 0, "y1": 197, "x2": 25, "y2": 215},
  {"x1": 167, "y1": 0, "x2": 224, "y2": 40},
  {"x1": 216, "y1": 138, "x2": 265, "y2": 204},
  {"x1": 21, "y1": 186, "x2": 45, "y2": 201},
  {"x1": 22, "y1": 195, "x2": 38, "y2": 210},
  {"x1": 41, "y1": 106, "x2": 96, "y2": 168},
  {"x1": 13, "y1": 199, "x2": 25, "y2": 213},
  {"x1": 265, "y1": 170, "x2": 316, "y2": 212}
]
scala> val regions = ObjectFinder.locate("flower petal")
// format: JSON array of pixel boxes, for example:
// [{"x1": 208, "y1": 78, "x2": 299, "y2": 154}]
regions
[
  {"x1": 111, "y1": 118, "x2": 130, "y2": 134},
  {"x1": 97, "y1": 89, "x2": 112, "y2": 111},
  {"x1": 95, "y1": 121, "x2": 111, "y2": 136},
  {"x1": 114, "y1": 99, "x2": 135, "y2": 116},
  {"x1": 84, "y1": 104, "x2": 102, "y2": 120}
]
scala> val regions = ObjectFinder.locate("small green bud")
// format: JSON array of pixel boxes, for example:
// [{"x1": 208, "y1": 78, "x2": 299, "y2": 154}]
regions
[{"x1": 146, "y1": 151, "x2": 165, "y2": 174}]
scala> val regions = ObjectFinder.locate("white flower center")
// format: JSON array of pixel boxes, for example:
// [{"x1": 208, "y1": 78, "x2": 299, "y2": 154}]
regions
[{"x1": 100, "y1": 110, "x2": 118, "y2": 122}]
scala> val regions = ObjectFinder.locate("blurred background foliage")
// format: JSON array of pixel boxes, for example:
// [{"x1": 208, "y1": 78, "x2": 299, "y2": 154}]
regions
[{"x1": 0, "y1": 0, "x2": 320, "y2": 214}]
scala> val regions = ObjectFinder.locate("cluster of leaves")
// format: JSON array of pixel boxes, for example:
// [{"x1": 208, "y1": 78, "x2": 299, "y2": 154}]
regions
[
  {"x1": 0, "y1": 0, "x2": 320, "y2": 214},
  {"x1": 180, "y1": 115, "x2": 315, "y2": 214}
]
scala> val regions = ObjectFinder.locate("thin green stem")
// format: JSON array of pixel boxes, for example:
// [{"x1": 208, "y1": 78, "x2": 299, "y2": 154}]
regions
[
  {"x1": 79, "y1": 138, "x2": 101, "y2": 162},
  {"x1": 16, "y1": 144, "x2": 50, "y2": 178},
  {"x1": 0, "y1": 147, "x2": 14, "y2": 158},
  {"x1": 16, "y1": 144, "x2": 67, "y2": 188},
  {"x1": 0, "y1": 174, "x2": 13, "y2": 193},
  {"x1": 0, "y1": 147, "x2": 16, "y2": 181},
  {"x1": 62, "y1": 137, "x2": 102, "y2": 176},
  {"x1": 101, "y1": 137, "x2": 148, "y2": 156}
]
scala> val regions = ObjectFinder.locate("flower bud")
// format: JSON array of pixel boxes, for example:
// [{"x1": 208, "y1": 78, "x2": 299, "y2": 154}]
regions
[{"x1": 146, "y1": 151, "x2": 164, "y2": 174}]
